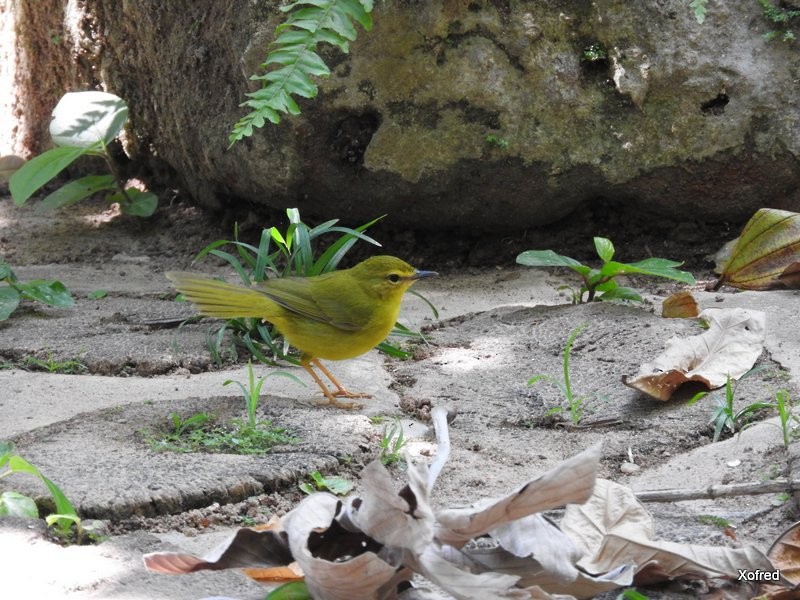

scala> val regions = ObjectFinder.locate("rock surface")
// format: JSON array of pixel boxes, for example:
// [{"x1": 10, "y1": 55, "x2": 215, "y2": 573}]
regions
[{"x1": 8, "y1": 2, "x2": 800, "y2": 228}]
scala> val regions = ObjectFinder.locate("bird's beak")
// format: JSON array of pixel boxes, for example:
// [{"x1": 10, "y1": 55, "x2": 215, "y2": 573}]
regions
[{"x1": 410, "y1": 269, "x2": 438, "y2": 280}]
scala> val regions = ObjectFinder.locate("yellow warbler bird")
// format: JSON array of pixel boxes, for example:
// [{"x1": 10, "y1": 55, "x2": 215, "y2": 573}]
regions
[{"x1": 167, "y1": 256, "x2": 436, "y2": 408}]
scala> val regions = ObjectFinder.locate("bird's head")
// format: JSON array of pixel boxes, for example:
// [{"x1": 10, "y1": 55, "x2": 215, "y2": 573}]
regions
[{"x1": 351, "y1": 255, "x2": 437, "y2": 301}]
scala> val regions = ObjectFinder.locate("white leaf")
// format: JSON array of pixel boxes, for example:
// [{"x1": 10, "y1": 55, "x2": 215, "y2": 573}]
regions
[{"x1": 50, "y1": 91, "x2": 128, "y2": 148}]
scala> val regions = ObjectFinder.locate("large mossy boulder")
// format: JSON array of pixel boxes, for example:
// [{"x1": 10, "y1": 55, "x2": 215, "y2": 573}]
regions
[{"x1": 10, "y1": 0, "x2": 800, "y2": 231}]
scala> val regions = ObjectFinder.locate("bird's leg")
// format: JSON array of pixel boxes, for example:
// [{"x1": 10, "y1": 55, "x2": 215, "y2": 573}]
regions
[
  {"x1": 302, "y1": 360, "x2": 364, "y2": 409},
  {"x1": 311, "y1": 358, "x2": 372, "y2": 398}
]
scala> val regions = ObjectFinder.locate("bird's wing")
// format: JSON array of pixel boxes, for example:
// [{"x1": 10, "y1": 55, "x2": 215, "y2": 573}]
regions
[{"x1": 258, "y1": 276, "x2": 363, "y2": 331}]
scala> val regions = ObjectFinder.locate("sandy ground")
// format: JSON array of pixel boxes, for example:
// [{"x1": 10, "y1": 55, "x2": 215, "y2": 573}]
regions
[{"x1": 1, "y1": 198, "x2": 800, "y2": 599}]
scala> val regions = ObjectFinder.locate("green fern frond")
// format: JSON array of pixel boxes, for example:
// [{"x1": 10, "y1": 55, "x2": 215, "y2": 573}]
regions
[
  {"x1": 229, "y1": 0, "x2": 373, "y2": 145},
  {"x1": 690, "y1": 0, "x2": 709, "y2": 24}
]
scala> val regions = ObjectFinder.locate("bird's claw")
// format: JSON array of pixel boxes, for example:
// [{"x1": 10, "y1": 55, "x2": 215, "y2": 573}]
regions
[{"x1": 314, "y1": 397, "x2": 364, "y2": 410}]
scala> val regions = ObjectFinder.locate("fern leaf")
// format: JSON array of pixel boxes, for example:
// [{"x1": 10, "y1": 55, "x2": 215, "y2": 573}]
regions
[
  {"x1": 229, "y1": 0, "x2": 373, "y2": 145},
  {"x1": 690, "y1": 0, "x2": 709, "y2": 24}
]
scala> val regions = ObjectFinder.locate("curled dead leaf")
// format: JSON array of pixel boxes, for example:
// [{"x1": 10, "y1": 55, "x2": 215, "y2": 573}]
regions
[
  {"x1": 623, "y1": 308, "x2": 765, "y2": 401},
  {"x1": 713, "y1": 208, "x2": 800, "y2": 291},
  {"x1": 661, "y1": 291, "x2": 699, "y2": 319}
]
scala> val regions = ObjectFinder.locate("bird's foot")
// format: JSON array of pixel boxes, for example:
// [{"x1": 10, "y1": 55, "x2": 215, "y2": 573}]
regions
[
  {"x1": 331, "y1": 388, "x2": 372, "y2": 399},
  {"x1": 314, "y1": 396, "x2": 364, "y2": 410}
]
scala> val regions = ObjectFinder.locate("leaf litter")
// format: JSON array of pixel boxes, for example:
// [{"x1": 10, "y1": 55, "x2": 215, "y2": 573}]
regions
[
  {"x1": 623, "y1": 308, "x2": 766, "y2": 401},
  {"x1": 144, "y1": 407, "x2": 782, "y2": 599}
]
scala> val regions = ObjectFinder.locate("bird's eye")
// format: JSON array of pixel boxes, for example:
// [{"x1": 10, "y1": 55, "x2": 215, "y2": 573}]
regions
[{"x1": 387, "y1": 273, "x2": 401, "y2": 283}]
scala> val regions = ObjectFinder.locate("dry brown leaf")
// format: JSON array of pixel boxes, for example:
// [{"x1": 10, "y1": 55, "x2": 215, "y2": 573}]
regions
[
  {"x1": 661, "y1": 291, "x2": 699, "y2": 319},
  {"x1": 409, "y1": 545, "x2": 529, "y2": 600},
  {"x1": 242, "y1": 562, "x2": 304, "y2": 583},
  {"x1": 562, "y1": 479, "x2": 775, "y2": 585},
  {"x1": 345, "y1": 459, "x2": 434, "y2": 554},
  {"x1": 622, "y1": 308, "x2": 765, "y2": 400},
  {"x1": 142, "y1": 527, "x2": 293, "y2": 574},
  {"x1": 758, "y1": 521, "x2": 800, "y2": 598},
  {"x1": 435, "y1": 444, "x2": 601, "y2": 547},
  {"x1": 282, "y1": 492, "x2": 405, "y2": 600}
]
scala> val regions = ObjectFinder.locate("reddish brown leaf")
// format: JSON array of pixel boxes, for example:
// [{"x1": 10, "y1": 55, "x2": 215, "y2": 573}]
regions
[{"x1": 661, "y1": 291, "x2": 699, "y2": 319}]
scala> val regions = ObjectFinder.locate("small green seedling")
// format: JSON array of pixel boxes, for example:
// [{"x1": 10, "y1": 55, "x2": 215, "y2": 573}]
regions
[
  {"x1": 616, "y1": 589, "x2": 650, "y2": 600},
  {"x1": 87, "y1": 290, "x2": 108, "y2": 300},
  {"x1": 379, "y1": 420, "x2": 407, "y2": 467},
  {"x1": 299, "y1": 471, "x2": 353, "y2": 496},
  {"x1": 485, "y1": 134, "x2": 509, "y2": 149},
  {"x1": 21, "y1": 351, "x2": 87, "y2": 374},
  {"x1": 0, "y1": 441, "x2": 79, "y2": 538},
  {"x1": 516, "y1": 237, "x2": 695, "y2": 303},
  {"x1": 9, "y1": 91, "x2": 157, "y2": 216},
  {"x1": 0, "y1": 260, "x2": 74, "y2": 321},
  {"x1": 706, "y1": 369, "x2": 773, "y2": 442},
  {"x1": 528, "y1": 324, "x2": 589, "y2": 425},
  {"x1": 223, "y1": 360, "x2": 304, "y2": 429},
  {"x1": 696, "y1": 515, "x2": 732, "y2": 529},
  {"x1": 771, "y1": 389, "x2": 799, "y2": 450}
]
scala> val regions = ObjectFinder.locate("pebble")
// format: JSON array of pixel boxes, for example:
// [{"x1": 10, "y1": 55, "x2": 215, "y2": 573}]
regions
[{"x1": 620, "y1": 461, "x2": 641, "y2": 474}]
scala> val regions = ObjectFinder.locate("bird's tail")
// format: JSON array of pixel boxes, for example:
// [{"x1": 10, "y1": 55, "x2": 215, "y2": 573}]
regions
[{"x1": 166, "y1": 272, "x2": 276, "y2": 319}]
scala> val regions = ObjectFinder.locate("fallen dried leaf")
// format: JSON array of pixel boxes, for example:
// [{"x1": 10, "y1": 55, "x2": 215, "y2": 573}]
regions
[
  {"x1": 661, "y1": 291, "x2": 699, "y2": 319},
  {"x1": 435, "y1": 444, "x2": 601, "y2": 547},
  {"x1": 562, "y1": 479, "x2": 775, "y2": 586},
  {"x1": 622, "y1": 308, "x2": 765, "y2": 400},
  {"x1": 713, "y1": 208, "x2": 800, "y2": 290}
]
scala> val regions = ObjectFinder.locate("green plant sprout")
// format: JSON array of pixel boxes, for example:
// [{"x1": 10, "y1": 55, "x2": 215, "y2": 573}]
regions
[
  {"x1": 0, "y1": 260, "x2": 74, "y2": 321},
  {"x1": 379, "y1": 420, "x2": 407, "y2": 467},
  {"x1": 299, "y1": 470, "x2": 354, "y2": 496},
  {"x1": 196, "y1": 208, "x2": 436, "y2": 364},
  {"x1": 771, "y1": 389, "x2": 799, "y2": 449},
  {"x1": 223, "y1": 360, "x2": 304, "y2": 429},
  {"x1": 704, "y1": 369, "x2": 773, "y2": 442},
  {"x1": 485, "y1": 134, "x2": 509, "y2": 149},
  {"x1": 517, "y1": 237, "x2": 696, "y2": 303},
  {"x1": 0, "y1": 441, "x2": 79, "y2": 538},
  {"x1": 21, "y1": 351, "x2": 87, "y2": 374},
  {"x1": 616, "y1": 589, "x2": 650, "y2": 600},
  {"x1": 528, "y1": 324, "x2": 589, "y2": 426},
  {"x1": 9, "y1": 91, "x2": 157, "y2": 217},
  {"x1": 230, "y1": 0, "x2": 374, "y2": 144}
]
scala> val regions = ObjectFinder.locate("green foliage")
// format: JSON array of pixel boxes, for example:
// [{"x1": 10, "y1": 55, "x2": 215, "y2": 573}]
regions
[
  {"x1": 146, "y1": 411, "x2": 297, "y2": 455},
  {"x1": 0, "y1": 260, "x2": 74, "y2": 320},
  {"x1": 485, "y1": 134, "x2": 509, "y2": 149},
  {"x1": 759, "y1": 0, "x2": 800, "y2": 42},
  {"x1": 265, "y1": 581, "x2": 312, "y2": 600},
  {"x1": 528, "y1": 324, "x2": 588, "y2": 426},
  {"x1": 224, "y1": 360, "x2": 304, "y2": 428},
  {"x1": 516, "y1": 237, "x2": 695, "y2": 303},
  {"x1": 616, "y1": 589, "x2": 650, "y2": 600},
  {"x1": 20, "y1": 351, "x2": 87, "y2": 374},
  {"x1": 9, "y1": 91, "x2": 157, "y2": 217},
  {"x1": 299, "y1": 470, "x2": 354, "y2": 495},
  {"x1": 230, "y1": 0, "x2": 374, "y2": 144},
  {"x1": 773, "y1": 389, "x2": 799, "y2": 449},
  {"x1": 379, "y1": 420, "x2": 407, "y2": 467},
  {"x1": 690, "y1": 0, "x2": 710, "y2": 24},
  {"x1": 0, "y1": 441, "x2": 79, "y2": 537},
  {"x1": 696, "y1": 514, "x2": 732, "y2": 529},
  {"x1": 581, "y1": 42, "x2": 607, "y2": 62},
  {"x1": 197, "y1": 208, "x2": 434, "y2": 364},
  {"x1": 706, "y1": 369, "x2": 772, "y2": 442}
]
